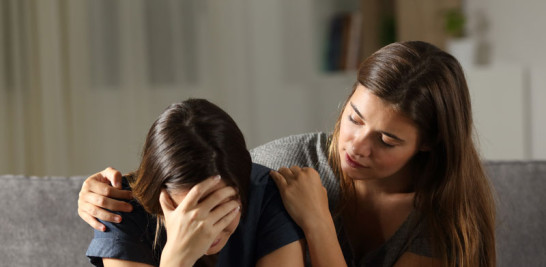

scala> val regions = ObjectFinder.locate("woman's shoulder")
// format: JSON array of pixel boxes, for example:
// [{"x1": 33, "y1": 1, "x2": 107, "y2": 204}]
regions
[
  {"x1": 250, "y1": 132, "x2": 340, "y2": 212},
  {"x1": 247, "y1": 163, "x2": 284, "y2": 201},
  {"x1": 86, "y1": 177, "x2": 161, "y2": 265},
  {"x1": 251, "y1": 132, "x2": 330, "y2": 152},
  {"x1": 227, "y1": 163, "x2": 304, "y2": 264},
  {"x1": 250, "y1": 132, "x2": 331, "y2": 169}
]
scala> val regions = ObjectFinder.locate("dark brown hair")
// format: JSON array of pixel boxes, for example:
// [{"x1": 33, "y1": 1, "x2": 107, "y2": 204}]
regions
[
  {"x1": 129, "y1": 98, "x2": 251, "y2": 220},
  {"x1": 328, "y1": 41, "x2": 495, "y2": 266}
]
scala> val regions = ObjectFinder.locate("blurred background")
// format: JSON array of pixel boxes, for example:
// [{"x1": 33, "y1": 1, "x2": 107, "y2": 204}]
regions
[{"x1": 1, "y1": 0, "x2": 545, "y2": 176}]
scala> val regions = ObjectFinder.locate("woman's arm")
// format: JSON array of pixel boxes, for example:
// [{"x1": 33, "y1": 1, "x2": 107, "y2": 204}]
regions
[
  {"x1": 301, "y1": 215, "x2": 346, "y2": 267},
  {"x1": 270, "y1": 166, "x2": 347, "y2": 267},
  {"x1": 103, "y1": 258, "x2": 154, "y2": 267},
  {"x1": 103, "y1": 240, "x2": 307, "y2": 267},
  {"x1": 256, "y1": 239, "x2": 306, "y2": 267}
]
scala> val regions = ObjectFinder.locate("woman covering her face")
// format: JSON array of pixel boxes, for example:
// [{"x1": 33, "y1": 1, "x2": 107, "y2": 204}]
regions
[{"x1": 85, "y1": 99, "x2": 306, "y2": 266}]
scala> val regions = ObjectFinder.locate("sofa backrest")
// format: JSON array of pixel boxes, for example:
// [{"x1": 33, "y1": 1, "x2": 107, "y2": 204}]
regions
[
  {"x1": 485, "y1": 161, "x2": 546, "y2": 266},
  {"x1": 0, "y1": 175, "x2": 91, "y2": 266},
  {"x1": 0, "y1": 161, "x2": 544, "y2": 266}
]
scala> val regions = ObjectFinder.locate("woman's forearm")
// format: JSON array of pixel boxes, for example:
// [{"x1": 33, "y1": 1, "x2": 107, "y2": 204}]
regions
[
  {"x1": 159, "y1": 243, "x2": 195, "y2": 267},
  {"x1": 303, "y1": 217, "x2": 347, "y2": 267}
]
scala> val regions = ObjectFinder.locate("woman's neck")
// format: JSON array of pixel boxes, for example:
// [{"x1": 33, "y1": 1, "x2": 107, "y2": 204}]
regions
[{"x1": 352, "y1": 165, "x2": 415, "y2": 198}]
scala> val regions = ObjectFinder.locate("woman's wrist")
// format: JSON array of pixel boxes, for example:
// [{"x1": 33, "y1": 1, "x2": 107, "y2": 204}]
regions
[
  {"x1": 302, "y1": 214, "x2": 336, "y2": 236},
  {"x1": 299, "y1": 209, "x2": 335, "y2": 233},
  {"x1": 160, "y1": 242, "x2": 196, "y2": 267},
  {"x1": 302, "y1": 215, "x2": 347, "y2": 267}
]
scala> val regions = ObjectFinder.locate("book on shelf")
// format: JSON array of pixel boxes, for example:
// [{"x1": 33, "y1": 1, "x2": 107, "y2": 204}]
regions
[{"x1": 324, "y1": 11, "x2": 363, "y2": 72}]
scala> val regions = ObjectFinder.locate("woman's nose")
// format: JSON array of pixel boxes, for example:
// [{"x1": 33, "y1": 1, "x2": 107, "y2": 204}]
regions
[{"x1": 351, "y1": 131, "x2": 372, "y2": 157}]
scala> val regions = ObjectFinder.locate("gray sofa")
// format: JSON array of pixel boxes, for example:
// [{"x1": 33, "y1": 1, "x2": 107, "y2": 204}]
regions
[{"x1": 1, "y1": 161, "x2": 545, "y2": 266}]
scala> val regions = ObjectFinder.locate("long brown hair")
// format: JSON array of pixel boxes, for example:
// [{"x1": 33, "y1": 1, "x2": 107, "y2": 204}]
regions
[
  {"x1": 128, "y1": 99, "x2": 251, "y2": 244},
  {"x1": 328, "y1": 41, "x2": 495, "y2": 266}
]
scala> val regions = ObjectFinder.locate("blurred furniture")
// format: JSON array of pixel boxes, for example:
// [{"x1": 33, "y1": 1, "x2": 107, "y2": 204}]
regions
[{"x1": 0, "y1": 160, "x2": 544, "y2": 266}]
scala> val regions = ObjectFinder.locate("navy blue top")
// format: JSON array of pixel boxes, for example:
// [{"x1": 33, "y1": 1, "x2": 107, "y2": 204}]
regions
[{"x1": 86, "y1": 163, "x2": 304, "y2": 266}]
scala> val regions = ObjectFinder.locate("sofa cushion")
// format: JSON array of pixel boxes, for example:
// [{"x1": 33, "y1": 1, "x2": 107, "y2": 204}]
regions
[
  {"x1": 485, "y1": 161, "x2": 546, "y2": 267},
  {"x1": 0, "y1": 175, "x2": 91, "y2": 266},
  {"x1": 0, "y1": 160, "x2": 544, "y2": 266}
]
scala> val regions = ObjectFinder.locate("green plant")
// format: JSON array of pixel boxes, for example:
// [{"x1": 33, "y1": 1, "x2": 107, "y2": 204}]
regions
[{"x1": 445, "y1": 8, "x2": 466, "y2": 38}]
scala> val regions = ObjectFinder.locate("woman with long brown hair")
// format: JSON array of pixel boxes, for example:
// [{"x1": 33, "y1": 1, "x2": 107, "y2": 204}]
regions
[
  {"x1": 269, "y1": 41, "x2": 495, "y2": 266},
  {"x1": 79, "y1": 41, "x2": 495, "y2": 266},
  {"x1": 85, "y1": 99, "x2": 306, "y2": 266}
]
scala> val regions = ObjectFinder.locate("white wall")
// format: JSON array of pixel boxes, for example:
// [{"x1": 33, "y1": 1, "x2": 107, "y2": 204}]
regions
[
  {"x1": 465, "y1": 0, "x2": 546, "y2": 160},
  {"x1": 2, "y1": 0, "x2": 545, "y2": 176},
  {"x1": 466, "y1": 0, "x2": 546, "y2": 67},
  {"x1": 466, "y1": 64, "x2": 527, "y2": 160}
]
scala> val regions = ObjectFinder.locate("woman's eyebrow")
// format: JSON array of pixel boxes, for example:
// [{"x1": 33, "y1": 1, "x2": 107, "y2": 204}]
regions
[
  {"x1": 350, "y1": 101, "x2": 405, "y2": 143},
  {"x1": 350, "y1": 102, "x2": 364, "y2": 119}
]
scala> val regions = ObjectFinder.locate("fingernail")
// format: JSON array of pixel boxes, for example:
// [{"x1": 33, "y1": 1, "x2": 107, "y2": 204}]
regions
[
  {"x1": 100, "y1": 225, "x2": 106, "y2": 232},
  {"x1": 114, "y1": 216, "x2": 121, "y2": 223},
  {"x1": 214, "y1": 175, "x2": 221, "y2": 180}
]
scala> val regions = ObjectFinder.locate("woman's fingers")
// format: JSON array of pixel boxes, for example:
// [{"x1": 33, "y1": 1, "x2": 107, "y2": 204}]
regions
[
  {"x1": 209, "y1": 199, "x2": 240, "y2": 224},
  {"x1": 277, "y1": 166, "x2": 294, "y2": 177},
  {"x1": 80, "y1": 189, "x2": 133, "y2": 212},
  {"x1": 275, "y1": 166, "x2": 307, "y2": 184},
  {"x1": 181, "y1": 175, "x2": 222, "y2": 208},
  {"x1": 162, "y1": 176, "x2": 239, "y2": 231},
  {"x1": 213, "y1": 205, "x2": 241, "y2": 230},
  {"x1": 77, "y1": 169, "x2": 134, "y2": 229},
  {"x1": 83, "y1": 174, "x2": 133, "y2": 200},
  {"x1": 277, "y1": 167, "x2": 297, "y2": 184},
  {"x1": 78, "y1": 197, "x2": 123, "y2": 223},
  {"x1": 198, "y1": 186, "x2": 238, "y2": 212},
  {"x1": 99, "y1": 167, "x2": 123, "y2": 189},
  {"x1": 270, "y1": 170, "x2": 288, "y2": 188},
  {"x1": 289, "y1": 165, "x2": 302, "y2": 174},
  {"x1": 77, "y1": 207, "x2": 107, "y2": 232}
]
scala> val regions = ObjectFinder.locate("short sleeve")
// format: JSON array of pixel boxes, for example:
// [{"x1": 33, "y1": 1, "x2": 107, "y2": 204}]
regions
[
  {"x1": 85, "y1": 198, "x2": 161, "y2": 266},
  {"x1": 254, "y1": 179, "x2": 305, "y2": 259}
]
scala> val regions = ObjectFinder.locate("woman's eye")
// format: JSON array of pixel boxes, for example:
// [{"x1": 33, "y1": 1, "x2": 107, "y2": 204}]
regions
[
  {"x1": 380, "y1": 137, "x2": 396, "y2": 148},
  {"x1": 347, "y1": 115, "x2": 360, "y2": 124}
]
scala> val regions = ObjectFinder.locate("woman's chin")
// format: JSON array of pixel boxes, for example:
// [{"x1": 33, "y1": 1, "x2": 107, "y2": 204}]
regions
[
  {"x1": 341, "y1": 163, "x2": 360, "y2": 177},
  {"x1": 341, "y1": 164, "x2": 373, "y2": 181}
]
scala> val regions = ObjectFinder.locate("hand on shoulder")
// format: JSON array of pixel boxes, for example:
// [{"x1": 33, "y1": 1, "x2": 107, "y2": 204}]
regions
[{"x1": 78, "y1": 167, "x2": 133, "y2": 231}]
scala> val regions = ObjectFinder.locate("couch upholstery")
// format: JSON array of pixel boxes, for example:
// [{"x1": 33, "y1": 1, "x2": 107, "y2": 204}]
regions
[
  {"x1": 486, "y1": 161, "x2": 546, "y2": 266},
  {"x1": 0, "y1": 175, "x2": 91, "y2": 266},
  {"x1": 1, "y1": 161, "x2": 545, "y2": 266}
]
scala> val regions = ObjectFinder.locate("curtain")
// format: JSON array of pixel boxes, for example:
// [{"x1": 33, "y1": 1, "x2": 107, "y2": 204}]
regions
[
  {"x1": 0, "y1": 0, "x2": 338, "y2": 176},
  {"x1": 0, "y1": 0, "x2": 70, "y2": 176},
  {"x1": 0, "y1": 0, "x2": 210, "y2": 176}
]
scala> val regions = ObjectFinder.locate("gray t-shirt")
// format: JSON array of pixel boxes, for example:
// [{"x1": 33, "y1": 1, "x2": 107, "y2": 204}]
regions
[{"x1": 250, "y1": 132, "x2": 431, "y2": 267}]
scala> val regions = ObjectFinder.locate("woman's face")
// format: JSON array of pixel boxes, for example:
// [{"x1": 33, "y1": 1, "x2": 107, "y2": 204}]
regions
[
  {"x1": 170, "y1": 179, "x2": 241, "y2": 255},
  {"x1": 338, "y1": 84, "x2": 422, "y2": 182}
]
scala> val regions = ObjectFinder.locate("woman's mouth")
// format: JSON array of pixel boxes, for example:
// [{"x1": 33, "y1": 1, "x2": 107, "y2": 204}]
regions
[{"x1": 345, "y1": 153, "x2": 365, "y2": 168}]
